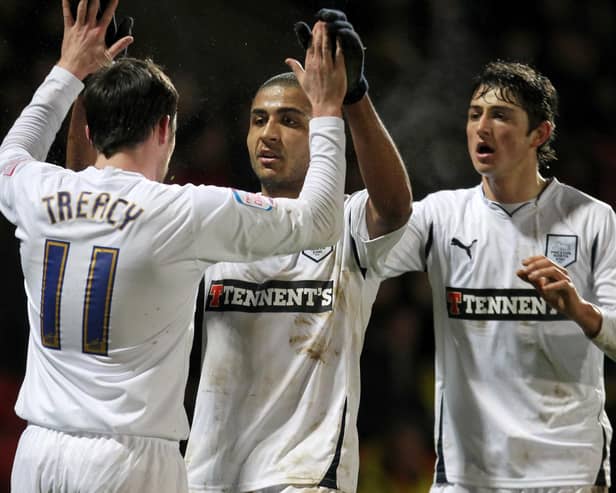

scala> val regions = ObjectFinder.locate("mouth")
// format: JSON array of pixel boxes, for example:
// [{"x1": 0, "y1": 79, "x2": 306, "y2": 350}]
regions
[
  {"x1": 475, "y1": 142, "x2": 495, "y2": 160},
  {"x1": 257, "y1": 149, "x2": 282, "y2": 167}
]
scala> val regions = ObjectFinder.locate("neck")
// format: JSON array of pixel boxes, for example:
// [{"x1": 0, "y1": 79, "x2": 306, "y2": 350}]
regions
[
  {"x1": 482, "y1": 171, "x2": 548, "y2": 203},
  {"x1": 260, "y1": 184, "x2": 301, "y2": 199},
  {"x1": 95, "y1": 147, "x2": 162, "y2": 182}
]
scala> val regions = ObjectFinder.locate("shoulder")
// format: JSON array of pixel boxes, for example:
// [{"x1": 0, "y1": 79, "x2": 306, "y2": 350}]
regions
[
  {"x1": 550, "y1": 180, "x2": 614, "y2": 217},
  {"x1": 423, "y1": 186, "x2": 478, "y2": 205},
  {"x1": 412, "y1": 186, "x2": 479, "y2": 220}
]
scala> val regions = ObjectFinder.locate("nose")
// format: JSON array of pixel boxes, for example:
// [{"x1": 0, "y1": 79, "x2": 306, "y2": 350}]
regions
[
  {"x1": 260, "y1": 118, "x2": 280, "y2": 143},
  {"x1": 476, "y1": 113, "x2": 491, "y2": 138}
]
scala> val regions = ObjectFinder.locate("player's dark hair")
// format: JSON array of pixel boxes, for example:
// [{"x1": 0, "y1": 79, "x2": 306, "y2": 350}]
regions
[
  {"x1": 471, "y1": 61, "x2": 558, "y2": 172},
  {"x1": 83, "y1": 58, "x2": 179, "y2": 158}
]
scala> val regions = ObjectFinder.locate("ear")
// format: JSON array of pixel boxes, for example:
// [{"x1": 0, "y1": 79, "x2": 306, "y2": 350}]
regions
[
  {"x1": 156, "y1": 115, "x2": 172, "y2": 145},
  {"x1": 530, "y1": 120, "x2": 553, "y2": 149},
  {"x1": 85, "y1": 125, "x2": 92, "y2": 144}
]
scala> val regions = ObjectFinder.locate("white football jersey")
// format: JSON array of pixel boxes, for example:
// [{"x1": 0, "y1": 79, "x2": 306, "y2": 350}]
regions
[
  {"x1": 185, "y1": 190, "x2": 405, "y2": 492},
  {"x1": 382, "y1": 181, "x2": 616, "y2": 488},
  {"x1": 0, "y1": 67, "x2": 346, "y2": 442}
]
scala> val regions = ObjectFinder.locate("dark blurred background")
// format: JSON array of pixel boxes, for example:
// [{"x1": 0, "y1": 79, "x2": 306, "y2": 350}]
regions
[{"x1": 1, "y1": 0, "x2": 615, "y2": 491}]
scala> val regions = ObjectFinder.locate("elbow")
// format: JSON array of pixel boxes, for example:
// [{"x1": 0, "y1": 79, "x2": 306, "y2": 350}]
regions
[
  {"x1": 377, "y1": 192, "x2": 413, "y2": 233},
  {"x1": 322, "y1": 210, "x2": 344, "y2": 246},
  {"x1": 391, "y1": 195, "x2": 413, "y2": 227},
  {"x1": 328, "y1": 211, "x2": 345, "y2": 244},
  {"x1": 310, "y1": 208, "x2": 344, "y2": 249}
]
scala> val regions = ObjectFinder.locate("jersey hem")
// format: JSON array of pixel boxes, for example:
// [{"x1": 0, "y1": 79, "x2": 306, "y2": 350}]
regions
[
  {"x1": 445, "y1": 473, "x2": 611, "y2": 489},
  {"x1": 24, "y1": 422, "x2": 182, "y2": 444},
  {"x1": 235, "y1": 475, "x2": 350, "y2": 492}
]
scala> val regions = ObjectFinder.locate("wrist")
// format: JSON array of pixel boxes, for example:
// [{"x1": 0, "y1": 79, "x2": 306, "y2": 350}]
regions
[
  {"x1": 343, "y1": 77, "x2": 369, "y2": 105},
  {"x1": 311, "y1": 104, "x2": 343, "y2": 118},
  {"x1": 574, "y1": 301, "x2": 602, "y2": 339},
  {"x1": 57, "y1": 60, "x2": 87, "y2": 81}
]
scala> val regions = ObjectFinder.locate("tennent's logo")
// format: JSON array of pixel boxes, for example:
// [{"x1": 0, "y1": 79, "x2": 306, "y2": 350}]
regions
[
  {"x1": 207, "y1": 279, "x2": 334, "y2": 313},
  {"x1": 446, "y1": 287, "x2": 566, "y2": 320}
]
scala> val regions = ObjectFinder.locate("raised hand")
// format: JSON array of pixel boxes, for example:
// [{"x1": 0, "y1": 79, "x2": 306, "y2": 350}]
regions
[
  {"x1": 69, "y1": 0, "x2": 134, "y2": 54},
  {"x1": 285, "y1": 21, "x2": 347, "y2": 118},
  {"x1": 59, "y1": 0, "x2": 133, "y2": 80},
  {"x1": 294, "y1": 9, "x2": 368, "y2": 105}
]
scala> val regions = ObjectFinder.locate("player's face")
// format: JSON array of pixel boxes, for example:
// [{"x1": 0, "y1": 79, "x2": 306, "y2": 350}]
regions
[
  {"x1": 247, "y1": 84, "x2": 312, "y2": 198},
  {"x1": 467, "y1": 87, "x2": 539, "y2": 180}
]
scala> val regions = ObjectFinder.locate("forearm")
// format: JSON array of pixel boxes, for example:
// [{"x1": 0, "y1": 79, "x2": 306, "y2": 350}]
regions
[
  {"x1": 298, "y1": 116, "x2": 346, "y2": 246},
  {"x1": 67, "y1": 94, "x2": 96, "y2": 171},
  {"x1": 344, "y1": 95, "x2": 411, "y2": 238},
  {"x1": 0, "y1": 66, "x2": 84, "y2": 161}
]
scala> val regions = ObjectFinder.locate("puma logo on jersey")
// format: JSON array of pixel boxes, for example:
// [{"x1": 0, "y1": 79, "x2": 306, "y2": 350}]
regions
[
  {"x1": 445, "y1": 287, "x2": 566, "y2": 320},
  {"x1": 207, "y1": 279, "x2": 334, "y2": 313},
  {"x1": 451, "y1": 237, "x2": 477, "y2": 259}
]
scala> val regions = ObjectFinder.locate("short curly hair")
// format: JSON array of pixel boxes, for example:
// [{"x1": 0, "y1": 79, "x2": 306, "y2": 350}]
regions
[{"x1": 471, "y1": 61, "x2": 559, "y2": 170}]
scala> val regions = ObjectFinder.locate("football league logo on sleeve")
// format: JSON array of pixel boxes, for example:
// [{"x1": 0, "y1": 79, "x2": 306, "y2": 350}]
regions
[
  {"x1": 232, "y1": 189, "x2": 273, "y2": 211},
  {"x1": 545, "y1": 234, "x2": 577, "y2": 267},
  {"x1": 1, "y1": 156, "x2": 27, "y2": 176}
]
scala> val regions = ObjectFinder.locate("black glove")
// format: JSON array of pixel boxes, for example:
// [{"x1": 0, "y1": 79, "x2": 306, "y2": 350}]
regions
[
  {"x1": 69, "y1": 0, "x2": 134, "y2": 55},
  {"x1": 293, "y1": 8, "x2": 368, "y2": 105}
]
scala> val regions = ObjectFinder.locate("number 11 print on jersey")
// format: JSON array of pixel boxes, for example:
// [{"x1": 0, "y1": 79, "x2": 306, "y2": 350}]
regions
[{"x1": 41, "y1": 239, "x2": 119, "y2": 355}]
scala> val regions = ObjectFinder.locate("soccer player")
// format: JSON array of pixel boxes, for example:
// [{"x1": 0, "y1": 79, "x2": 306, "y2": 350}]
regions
[
  {"x1": 0, "y1": 1, "x2": 348, "y2": 491},
  {"x1": 381, "y1": 61, "x2": 616, "y2": 491},
  {"x1": 183, "y1": 10, "x2": 412, "y2": 493}
]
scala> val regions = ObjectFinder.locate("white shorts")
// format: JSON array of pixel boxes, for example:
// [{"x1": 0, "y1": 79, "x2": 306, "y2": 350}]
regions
[
  {"x1": 249, "y1": 487, "x2": 338, "y2": 493},
  {"x1": 430, "y1": 484, "x2": 608, "y2": 493},
  {"x1": 189, "y1": 487, "x2": 338, "y2": 493},
  {"x1": 11, "y1": 424, "x2": 188, "y2": 493}
]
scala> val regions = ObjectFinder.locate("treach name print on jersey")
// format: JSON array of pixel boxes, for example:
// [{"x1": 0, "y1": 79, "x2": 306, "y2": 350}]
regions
[
  {"x1": 207, "y1": 279, "x2": 334, "y2": 313},
  {"x1": 446, "y1": 287, "x2": 567, "y2": 320},
  {"x1": 41, "y1": 190, "x2": 144, "y2": 230}
]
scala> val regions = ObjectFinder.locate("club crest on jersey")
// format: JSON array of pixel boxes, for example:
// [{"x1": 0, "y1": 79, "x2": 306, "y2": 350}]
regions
[
  {"x1": 232, "y1": 189, "x2": 273, "y2": 211},
  {"x1": 545, "y1": 234, "x2": 577, "y2": 267},
  {"x1": 446, "y1": 287, "x2": 566, "y2": 320},
  {"x1": 302, "y1": 246, "x2": 334, "y2": 263}
]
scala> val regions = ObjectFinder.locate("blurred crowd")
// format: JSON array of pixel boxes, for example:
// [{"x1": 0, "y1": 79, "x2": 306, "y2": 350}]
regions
[{"x1": 1, "y1": 0, "x2": 615, "y2": 491}]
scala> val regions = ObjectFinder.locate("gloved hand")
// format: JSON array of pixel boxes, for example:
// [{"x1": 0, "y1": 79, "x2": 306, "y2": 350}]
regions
[
  {"x1": 69, "y1": 0, "x2": 134, "y2": 55},
  {"x1": 294, "y1": 8, "x2": 368, "y2": 105}
]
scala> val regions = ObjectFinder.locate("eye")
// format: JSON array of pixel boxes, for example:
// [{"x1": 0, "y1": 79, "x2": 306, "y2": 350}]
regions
[
  {"x1": 468, "y1": 110, "x2": 481, "y2": 121},
  {"x1": 251, "y1": 115, "x2": 266, "y2": 126},
  {"x1": 282, "y1": 115, "x2": 299, "y2": 127}
]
